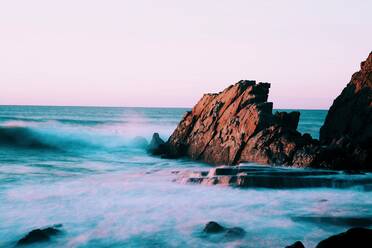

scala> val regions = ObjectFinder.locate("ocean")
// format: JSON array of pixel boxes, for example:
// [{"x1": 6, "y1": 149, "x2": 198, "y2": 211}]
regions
[{"x1": 0, "y1": 106, "x2": 371, "y2": 247}]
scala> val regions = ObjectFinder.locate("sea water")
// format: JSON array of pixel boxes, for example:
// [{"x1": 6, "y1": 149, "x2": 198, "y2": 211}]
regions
[{"x1": 0, "y1": 106, "x2": 371, "y2": 247}]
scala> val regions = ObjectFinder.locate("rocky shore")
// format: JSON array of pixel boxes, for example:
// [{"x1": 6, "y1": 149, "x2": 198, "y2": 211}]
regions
[{"x1": 152, "y1": 52, "x2": 371, "y2": 171}]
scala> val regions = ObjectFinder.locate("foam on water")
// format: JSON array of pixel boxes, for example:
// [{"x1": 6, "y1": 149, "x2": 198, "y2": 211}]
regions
[{"x1": 0, "y1": 106, "x2": 371, "y2": 248}]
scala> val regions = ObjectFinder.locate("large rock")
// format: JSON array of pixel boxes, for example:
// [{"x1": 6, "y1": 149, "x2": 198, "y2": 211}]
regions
[
  {"x1": 161, "y1": 80, "x2": 317, "y2": 166},
  {"x1": 316, "y1": 228, "x2": 372, "y2": 248},
  {"x1": 155, "y1": 53, "x2": 372, "y2": 170},
  {"x1": 320, "y1": 52, "x2": 372, "y2": 170}
]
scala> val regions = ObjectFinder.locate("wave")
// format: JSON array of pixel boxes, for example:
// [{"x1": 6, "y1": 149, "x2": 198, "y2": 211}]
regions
[
  {"x1": 0, "y1": 121, "x2": 170, "y2": 153},
  {"x1": 0, "y1": 126, "x2": 59, "y2": 150}
]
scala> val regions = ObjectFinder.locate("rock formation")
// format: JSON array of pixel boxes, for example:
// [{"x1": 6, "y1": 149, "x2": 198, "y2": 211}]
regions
[
  {"x1": 286, "y1": 241, "x2": 305, "y2": 248},
  {"x1": 319, "y1": 52, "x2": 372, "y2": 169},
  {"x1": 160, "y1": 80, "x2": 317, "y2": 166},
  {"x1": 17, "y1": 224, "x2": 63, "y2": 246},
  {"x1": 175, "y1": 165, "x2": 372, "y2": 189},
  {"x1": 316, "y1": 227, "x2": 372, "y2": 248},
  {"x1": 154, "y1": 52, "x2": 372, "y2": 170}
]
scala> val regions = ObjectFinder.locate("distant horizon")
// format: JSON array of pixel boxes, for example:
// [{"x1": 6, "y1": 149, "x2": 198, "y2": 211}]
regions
[{"x1": 0, "y1": 103, "x2": 329, "y2": 111}]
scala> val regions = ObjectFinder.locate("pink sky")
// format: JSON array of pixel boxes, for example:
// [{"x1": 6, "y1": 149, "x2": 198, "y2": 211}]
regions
[{"x1": 0, "y1": 0, "x2": 371, "y2": 109}]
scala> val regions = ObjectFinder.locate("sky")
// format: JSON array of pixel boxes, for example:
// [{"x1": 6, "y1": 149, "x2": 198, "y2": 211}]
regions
[{"x1": 0, "y1": 0, "x2": 371, "y2": 109}]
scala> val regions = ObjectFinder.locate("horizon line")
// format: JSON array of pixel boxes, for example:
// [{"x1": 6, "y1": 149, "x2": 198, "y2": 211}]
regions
[{"x1": 0, "y1": 104, "x2": 329, "y2": 111}]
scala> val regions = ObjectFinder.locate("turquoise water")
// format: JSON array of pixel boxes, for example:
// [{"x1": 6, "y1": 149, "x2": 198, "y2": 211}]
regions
[{"x1": 0, "y1": 106, "x2": 371, "y2": 247}]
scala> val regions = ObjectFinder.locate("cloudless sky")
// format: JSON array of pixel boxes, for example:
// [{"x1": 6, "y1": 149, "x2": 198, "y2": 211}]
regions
[{"x1": 0, "y1": 0, "x2": 371, "y2": 109}]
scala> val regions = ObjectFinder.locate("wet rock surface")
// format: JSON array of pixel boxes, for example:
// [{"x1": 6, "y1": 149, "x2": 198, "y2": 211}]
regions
[
  {"x1": 175, "y1": 165, "x2": 372, "y2": 189},
  {"x1": 17, "y1": 224, "x2": 63, "y2": 245},
  {"x1": 202, "y1": 221, "x2": 246, "y2": 240},
  {"x1": 154, "y1": 52, "x2": 372, "y2": 170},
  {"x1": 147, "y1": 133, "x2": 165, "y2": 154},
  {"x1": 315, "y1": 228, "x2": 372, "y2": 248},
  {"x1": 203, "y1": 221, "x2": 225, "y2": 233},
  {"x1": 285, "y1": 241, "x2": 305, "y2": 248}
]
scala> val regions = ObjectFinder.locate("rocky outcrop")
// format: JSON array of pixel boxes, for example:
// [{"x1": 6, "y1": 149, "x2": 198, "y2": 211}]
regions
[
  {"x1": 154, "y1": 52, "x2": 372, "y2": 170},
  {"x1": 320, "y1": 52, "x2": 372, "y2": 170},
  {"x1": 316, "y1": 228, "x2": 372, "y2": 248},
  {"x1": 17, "y1": 224, "x2": 63, "y2": 246},
  {"x1": 147, "y1": 133, "x2": 165, "y2": 154},
  {"x1": 175, "y1": 165, "x2": 372, "y2": 189},
  {"x1": 286, "y1": 241, "x2": 305, "y2": 248},
  {"x1": 158, "y1": 80, "x2": 317, "y2": 166}
]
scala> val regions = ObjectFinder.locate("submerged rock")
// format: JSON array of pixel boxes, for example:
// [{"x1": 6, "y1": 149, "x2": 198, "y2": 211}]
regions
[
  {"x1": 17, "y1": 224, "x2": 63, "y2": 245},
  {"x1": 176, "y1": 165, "x2": 372, "y2": 189},
  {"x1": 203, "y1": 221, "x2": 225, "y2": 233},
  {"x1": 224, "y1": 227, "x2": 246, "y2": 239},
  {"x1": 202, "y1": 221, "x2": 246, "y2": 240},
  {"x1": 285, "y1": 241, "x2": 305, "y2": 248},
  {"x1": 316, "y1": 228, "x2": 372, "y2": 248}
]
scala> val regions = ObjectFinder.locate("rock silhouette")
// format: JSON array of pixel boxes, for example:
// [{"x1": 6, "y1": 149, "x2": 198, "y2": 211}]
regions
[{"x1": 17, "y1": 224, "x2": 63, "y2": 246}]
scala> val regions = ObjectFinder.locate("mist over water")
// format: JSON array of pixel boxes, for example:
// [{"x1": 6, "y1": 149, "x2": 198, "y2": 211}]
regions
[{"x1": 0, "y1": 106, "x2": 371, "y2": 247}]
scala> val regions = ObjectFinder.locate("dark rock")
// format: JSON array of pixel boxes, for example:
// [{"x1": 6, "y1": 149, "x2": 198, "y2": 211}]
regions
[
  {"x1": 202, "y1": 221, "x2": 246, "y2": 240},
  {"x1": 292, "y1": 216, "x2": 372, "y2": 228},
  {"x1": 316, "y1": 228, "x2": 372, "y2": 248},
  {"x1": 320, "y1": 52, "x2": 372, "y2": 170},
  {"x1": 176, "y1": 165, "x2": 372, "y2": 189},
  {"x1": 147, "y1": 133, "x2": 165, "y2": 154},
  {"x1": 130, "y1": 136, "x2": 148, "y2": 148},
  {"x1": 286, "y1": 241, "x2": 305, "y2": 248},
  {"x1": 224, "y1": 227, "x2": 246, "y2": 239},
  {"x1": 203, "y1": 221, "x2": 225, "y2": 233},
  {"x1": 17, "y1": 224, "x2": 63, "y2": 245}
]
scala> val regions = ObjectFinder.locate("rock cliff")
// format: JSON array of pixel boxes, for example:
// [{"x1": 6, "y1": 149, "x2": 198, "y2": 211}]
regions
[
  {"x1": 319, "y1": 52, "x2": 372, "y2": 169},
  {"x1": 160, "y1": 80, "x2": 317, "y2": 166},
  {"x1": 155, "y1": 52, "x2": 372, "y2": 170}
]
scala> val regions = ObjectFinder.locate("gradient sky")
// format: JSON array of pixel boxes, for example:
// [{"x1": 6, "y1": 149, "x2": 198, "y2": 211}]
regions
[{"x1": 0, "y1": 0, "x2": 371, "y2": 109}]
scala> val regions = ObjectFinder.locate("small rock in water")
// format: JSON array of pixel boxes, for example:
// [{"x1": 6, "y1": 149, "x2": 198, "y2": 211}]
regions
[
  {"x1": 17, "y1": 224, "x2": 63, "y2": 245},
  {"x1": 203, "y1": 221, "x2": 246, "y2": 240},
  {"x1": 224, "y1": 227, "x2": 246, "y2": 239},
  {"x1": 203, "y1": 221, "x2": 225, "y2": 233},
  {"x1": 148, "y1": 133, "x2": 165, "y2": 154},
  {"x1": 286, "y1": 241, "x2": 305, "y2": 248},
  {"x1": 316, "y1": 227, "x2": 372, "y2": 248}
]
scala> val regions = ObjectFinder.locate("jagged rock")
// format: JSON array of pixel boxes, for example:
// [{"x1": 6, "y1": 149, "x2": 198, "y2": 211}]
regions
[
  {"x1": 161, "y1": 80, "x2": 315, "y2": 166},
  {"x1": 155, "y1": 53, "x2": 372, "y2": 170},
  {"x1": 320, "y1": 52, "x2": 372, "y2": 170},
  {"x1": 147, "y1": 133, "x2": 165, "y2": 154},
  {"x1": 17, "y1": 224, "x2": 63, "y2": 245},
  {"x1": 286, "y1": 241, "x2": 305, "y2": 248},
  {"x1": 203, "y1": 221, "x2": 225, "y2": 233},
  {"x1": 316, "y1": 228, "x2": 372, "y2": 248}
]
